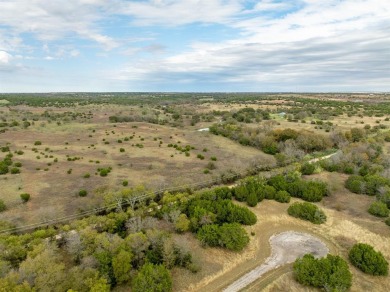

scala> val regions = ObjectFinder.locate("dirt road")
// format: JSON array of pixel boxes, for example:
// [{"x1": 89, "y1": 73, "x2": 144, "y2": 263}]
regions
[{"x1": 222, "y1": 231, "x2": 329, "y2": 292}]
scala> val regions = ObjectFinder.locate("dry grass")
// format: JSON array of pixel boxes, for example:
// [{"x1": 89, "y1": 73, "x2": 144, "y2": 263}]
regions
[{"x1": 0, "y1": 104, "x2": 275, "y2": 225}]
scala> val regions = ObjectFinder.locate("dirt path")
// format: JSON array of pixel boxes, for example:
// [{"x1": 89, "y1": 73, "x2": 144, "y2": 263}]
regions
[{"x1": 222, "y1": 231, "x2": 329, "y2": 292}]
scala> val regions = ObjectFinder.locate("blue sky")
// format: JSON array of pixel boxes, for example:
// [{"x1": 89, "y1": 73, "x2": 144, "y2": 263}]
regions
[{"x1": 0, "y1": 0, "x2": 389, "y2": 92}]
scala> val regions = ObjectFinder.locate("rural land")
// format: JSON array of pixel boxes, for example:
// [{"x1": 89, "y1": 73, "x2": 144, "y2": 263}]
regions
[{"x1": 0, "y1": 92, "x2": 390, "y2": 291}]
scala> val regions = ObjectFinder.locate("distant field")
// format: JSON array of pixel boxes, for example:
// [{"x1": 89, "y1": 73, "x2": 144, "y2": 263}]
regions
[{"x1": 0, "y1": 104, "x2": 275, "y2": 225}]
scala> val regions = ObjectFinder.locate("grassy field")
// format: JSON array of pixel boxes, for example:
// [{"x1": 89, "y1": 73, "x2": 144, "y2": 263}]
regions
[{"x1": 0, "y1": 104, "x2": 275, "y2": 226}]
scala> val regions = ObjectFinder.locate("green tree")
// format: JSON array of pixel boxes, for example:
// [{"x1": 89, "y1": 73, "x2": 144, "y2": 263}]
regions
[
  {"x1": 197, "y1": 224, "x2": 220, "y2": 247},
  {"x1": 112, "y1": 250, "x2": 133, "y2": 284},
  {"x1": 175, "y1": 214, "x2": 190, "y2": 233},
  {"x1": 349, "y1": 243, "x2": 388, "y2": 276},
  {"x1": 293, "y1": 254, "x2": 352, "y2": 290},
  {"x1": 345, "y1": 175, "x2": 366, "y2": 194},
  {"x1": 288, "y1": 202, "x2": 327, "y2": 224},
  {"x1": 274, "y1": 190, "x2": 291, "y2": 203},
  {"x1": 368, "y1": 201, "x2": 389, "y2": 217},
  {"x1": 246, "y1": 191, "x2": 258, "y2": 207},
  {"x1": 300, "y1": 163, "x2": 315, "y2": 175},
  {"x1": 218, "y1": 223, "x2": 249, "y2": 251},
  {"x1": 132, "y1": 263, "x2": 172, "y2": 292}
]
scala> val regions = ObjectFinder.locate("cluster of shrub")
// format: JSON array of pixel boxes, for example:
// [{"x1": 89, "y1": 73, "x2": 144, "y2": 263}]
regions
[
  {"x1": 0, "y1": 152, "x2": 21, "y2": 175},
  {"x1": 232, "y1": 174, "x2": 328, "y2": 208},
  {"x1": 210, "y1": 125, "x2": 332, "y2": 155},
  {"x1": 212, "y1": 107, "x2": 271, "y2": 124},
  {"x1": 159, "y1": 187, "x2": 256, "y2": 252},
  {"x1": 344, "y1": 174, "x2": 390, "y2": 218},
  {"x1": 294, "y1": 242, "x2": 388, "y2": 291}
]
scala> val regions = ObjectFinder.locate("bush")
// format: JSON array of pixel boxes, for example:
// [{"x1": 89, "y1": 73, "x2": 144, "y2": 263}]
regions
[
  {"x1": 301, "y1": 181, "x2": 327, "y2": 202},
  {"x1": 20, "y1": 193, "x2": 30, "y2": 202},
  {"x1": 122, "y1": 180, "x2": 128, "y2": 186},
  {"x1": 294, "y1": 254, "x2": 352, "y2": 290},
  {"x1": 274, "y1": 190, "x2": 291, "y2": 203},
  {"x1": 197, "y1": 223, "x2": 249, "y2": 251},
  {"x1": 79, "y1": 189, "x2": 88, "y2": 197},
  {"x1": 218, "y1": 223, "x2": 249, "y2": 251},
  {"x1": 10, "y1": 167, "x2": 20, "y2": 174},
  {"x1": 345, "y1": 175, "x2": 365, "y2": 194},
  {"x1": 263, "y1": 185, "x2": 276, "y2": 200},
  {"x1": 287, "y1": 202, "x2": 326, "y2": 224},
  {"x1": 301, "y1": 163, "x2": 315, "y2": 175},
  {"x1": 132, "y1": 263, "x2": 172, "y2": 292},
  {"x1": 246, "y1": 192, "x2": 258, "y2": 207},
  {"x1": 119, "y1": 148, "x2": 125, "y2": 152},
  {"x1": 349, "y1": 243, "x2": 388, "y2": 276},
  {"x1": 385, "y1": 217, "x2": 390, "y2": 226},
  {"x1": 368, "y1": 201, "x2": 389, "y2": 217},
  {"x1": 0, "y1": 199, "x2": 6, "y2": 212},
  {"x1": 34, "y1": 141, "x2": 42, "y2": 145}
]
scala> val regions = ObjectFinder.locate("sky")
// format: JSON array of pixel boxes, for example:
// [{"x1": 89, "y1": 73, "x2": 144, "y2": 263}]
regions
[{"x1": 0, "y1": 0, "x2": 389, "y2": 93}]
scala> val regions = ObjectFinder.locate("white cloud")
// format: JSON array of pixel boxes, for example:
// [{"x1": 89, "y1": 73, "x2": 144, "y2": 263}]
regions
[
  {"x1": 0, "y1": 0, "x2": 117, "y2": 49},
  {"x1": 112, "y1": 0, "x2": 390, "y2": 91},
  {"x1": 111, "y1": 0, "x2": 243, "y2": 26},
  {"x1": 0, "y1": 51, "x2": 12, "y2": 64}
]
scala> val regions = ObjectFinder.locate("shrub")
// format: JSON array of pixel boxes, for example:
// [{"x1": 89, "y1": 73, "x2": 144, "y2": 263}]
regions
[
  {"x1": 287, "y1": 202, "x2": 327, "y2": 224},
  {"x1": 197, "y1": 224, "x2": 220, "y2": 247},
  {"x1": 377, "y1": 191, "x2": 390, "y2": 208},
  {"x1": 34, "y1": 141, "x2": 42, "y2": 145},
  {"x1": 263, "y1": 185, "x2": 276, "y2": 200},
  {"x1": 294, "y1": 254, "x2": 352, "y2": 290},
  {"x1": 99, "y1": 168, "x2": 110, "y2": 177},
  {"x1": 14, "y1": 162, "x2": 22, "y2": 167},
  {"x1": 20, "y1": 193, "x2": 30, "y2": 202},
  {"x1": 0, "y1": 199, "x2": 6, "y2": 212},
  {"x1": 206, "y1": 162, "x2": 216, "y2": 170},
  {"x1": 385, "y1": 217, "x2": 390, "y2": 226},
  {"x1": 274, "y1": 190, "x2": 291, "y2": 203},
  {"x1": 301, "y1": 180, "x2": 327, "y2": 202},
  {"x1": 10, "y1": 167, "x2": 20, "y2": 174},
  {"x1": 368, "y1": 201, "x2": 389, "y2": 217},
  {"x1": 132, "y1": 263, "x2": 172, "y2": 292},
  {"x1": 246, "y1": 192, "x2": 258, "y2": 207},
  {"x1": 119, "y1": 148, "x2": 125, "y2": 152},
  {"x1": 218, "y1": 223, "x2": 249, "y2": 251},
  {"x1": 79, "y1": 189, "x2": 88, "y2": 197},
  {"x1": 345, "y1": 175, "x2": 365, "y2": 194},
  {"x1": 197, "y1": 154, "x2": 205, "y2": 160},
  {"x1": 267, "y1": 175, "x2": 288, "y2": 191},
  {"x1": 175, "y1": 214, "x2": 190, "y2": 233},
  {"x1": 349, "y1": 243, "x2": 388, "y2": 276},
  {"x1": 83, "y1": 173, "x2": 90, "y2": 178},
  {"x1": 301, "y1": 163, "x2": 315, "y2": 175},
  {"x1": 197, "y1": 223, "x2": 249, "y2": 251},
  {"x1": 122, "y1": 180, "x2": 128, "y2": 186}
]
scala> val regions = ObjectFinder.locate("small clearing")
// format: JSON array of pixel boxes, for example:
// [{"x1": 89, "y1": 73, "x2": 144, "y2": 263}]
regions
[{"x1": 223, "y1": 231, "x2": 329, "y2": 292}]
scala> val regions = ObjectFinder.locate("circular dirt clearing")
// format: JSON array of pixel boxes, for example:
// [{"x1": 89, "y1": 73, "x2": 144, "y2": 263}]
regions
[{"x1": 223, "y1": 231, "x2": 329, "y2": 292}]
